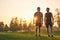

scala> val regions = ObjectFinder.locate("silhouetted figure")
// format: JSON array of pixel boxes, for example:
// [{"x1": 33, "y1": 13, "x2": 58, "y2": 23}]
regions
[
  {"x1": 34, "y1": 7, "x2": 43, "y2": 36},
  {"x1": 44, "y1": 8, "x2": 54, "y2": 37}
]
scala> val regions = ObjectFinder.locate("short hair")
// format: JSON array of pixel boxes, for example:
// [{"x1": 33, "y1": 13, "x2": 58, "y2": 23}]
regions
[
  {"x1": 46, "y1": 8, "x2": 50, "y2": 10},
  {"x1": 37, "y1": 7, "x2": 40, "y2": 9}
]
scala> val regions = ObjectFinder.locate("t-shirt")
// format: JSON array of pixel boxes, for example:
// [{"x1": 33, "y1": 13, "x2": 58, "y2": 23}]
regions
[
  {"x1": 34, "y1": 12, "x2": 43, "y2": 23},
  {"x1": 45, "y1": 12, "x2": 53, "y2": 22}
]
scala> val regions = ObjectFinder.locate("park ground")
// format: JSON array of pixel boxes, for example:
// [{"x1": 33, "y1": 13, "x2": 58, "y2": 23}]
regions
[{"x1": 0, "y1": 30, "x2": 60, "y2": 40}]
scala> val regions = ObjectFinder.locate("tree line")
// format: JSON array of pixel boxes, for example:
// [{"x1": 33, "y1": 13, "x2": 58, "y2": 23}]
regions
[
  {"x1": 0, "y1": 17, "x2": 35, "y2": 32},
  {"x1": 0, "y1": 8, "x2": 60, "y2": 32}
]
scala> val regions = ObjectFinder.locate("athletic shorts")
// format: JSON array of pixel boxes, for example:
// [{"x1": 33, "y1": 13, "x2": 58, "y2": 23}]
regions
[
  {"x1": 36, "y1": 23, "x2": 42, "y2": 27},
  {"x1": 45, "y1": 22, "x2": 53, "y2": 28}
]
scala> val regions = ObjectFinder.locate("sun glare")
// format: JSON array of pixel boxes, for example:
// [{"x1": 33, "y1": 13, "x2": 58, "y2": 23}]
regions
[{"x1": 34, "y1": 17, "x2": 37, "y2": 21}]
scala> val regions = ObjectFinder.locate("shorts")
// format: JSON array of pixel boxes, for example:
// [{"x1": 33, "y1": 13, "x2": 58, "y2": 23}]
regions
[
  {"x1": 36, "y1": 23, "x2": 42, "y2": 27},
  {"x1": 45, "y1": 22, "x2": 53, "y2": 28}
]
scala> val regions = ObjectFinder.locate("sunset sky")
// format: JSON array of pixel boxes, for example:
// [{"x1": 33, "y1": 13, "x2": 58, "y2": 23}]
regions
[{"x1": 0, "y1": 0, "x2": 60, "y2": 26}]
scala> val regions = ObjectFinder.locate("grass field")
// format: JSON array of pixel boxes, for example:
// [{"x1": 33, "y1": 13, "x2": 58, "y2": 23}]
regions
[{"x1": 0, "y1": 30, "x2": 60, "y2": 40}]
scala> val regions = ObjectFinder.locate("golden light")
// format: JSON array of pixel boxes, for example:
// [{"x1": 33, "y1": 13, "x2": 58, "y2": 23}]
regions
[
  {"x1": 34, "y1": 17, "x2": 37, "y2": 21},
  {"x1": 33, "y1": 17, "x2": 37, "y2": 24},
  {"x1": 0, "y1": 0, "x2": 60, "y2": 26},
  {"x1": 26, "y1": 18, "x2": 30, "y2": 26},
  {"x1": 53, "y1": 22, "x2": 58, "y2": 28},
  {"x1": 26, "y1": 18, "x2": 31, "y2": 23}
]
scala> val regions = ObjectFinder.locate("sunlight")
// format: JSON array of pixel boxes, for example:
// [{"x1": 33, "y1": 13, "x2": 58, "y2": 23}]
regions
[
  {"x1": 26, "y1": 18, "x2": 31, "y2": 23},
  {"x1": 0, "y1": 0, "x2": 60, "y2": 27},
  {"x1": 53, "y1": 22, "x2": 58, "y2": 27},
  {"x1": 34, "y1": 17, "x2": 37, "y2": 21}
]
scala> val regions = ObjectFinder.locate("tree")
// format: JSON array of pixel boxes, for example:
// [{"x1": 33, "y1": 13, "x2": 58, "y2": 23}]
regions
[
  {"x1": 4, "y1": 24, "x2": 9, "y2": 32},
  {"x1": 10, "y1": 18, "x2": 15, "y2": 32},
  {"x1": 55, "y1": 8, "x2": 60, "y2": 30},
  {"x1": 28, "y1": 19, "x2": 35, "y2": 32},
  {"x1": 28, "y1": 22, "x2": 31, "y2": 32},
  {"x1": 14, "y1": 17, "x2": 19, "y2": 31},
  {"x1": 23, "y1": 19, "x2": 27, "y2": 30},
  {"x1": 0, "y1": 22, "x2": 4, "y2": 32},
  {"x1": 19, "y1": 18, "x2": 23, "y2": 31},
  {"x1": 10, "y1": 17, "x2": 19, "y2": 32}
]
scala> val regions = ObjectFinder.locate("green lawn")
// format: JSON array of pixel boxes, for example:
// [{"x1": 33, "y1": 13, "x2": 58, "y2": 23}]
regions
[{"x1": 0, "y1": 31, "x2": 60, "y2": 40}]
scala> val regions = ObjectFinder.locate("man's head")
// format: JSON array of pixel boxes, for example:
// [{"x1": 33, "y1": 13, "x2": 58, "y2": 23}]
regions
[
  {"x1": 46, "y1": 8, "x2": 50, "y2": 12},
  {"x1": 37, "y1": 7, "x2": 40, "y2": 12}
]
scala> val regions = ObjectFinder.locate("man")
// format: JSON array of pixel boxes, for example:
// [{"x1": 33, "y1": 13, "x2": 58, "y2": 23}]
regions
[
  {"x1": 44, "y1": 8, "x2": 54, "y2": 37},
  {"x1": 34, "y1": 7, "x2": 43, "y2": 36}
]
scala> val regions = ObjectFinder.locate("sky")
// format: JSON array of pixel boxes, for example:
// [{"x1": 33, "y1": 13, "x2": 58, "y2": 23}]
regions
[{"x1": 0, "y1": 0, "x2": 60, "y2": 26}]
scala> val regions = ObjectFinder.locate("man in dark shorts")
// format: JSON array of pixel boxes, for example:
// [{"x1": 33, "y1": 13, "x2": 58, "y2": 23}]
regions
[
  {"x1": 34, "y1": 7, "x2": 43, "y2": 36},
  {"x1": 44, "y1": 8, "x2": 54, "y2": 37}
]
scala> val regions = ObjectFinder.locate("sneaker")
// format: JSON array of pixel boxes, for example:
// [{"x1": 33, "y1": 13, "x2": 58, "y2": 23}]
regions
[
  {"x1": 48, "y1": 35, "x2": 50, "y2": 37},
  {"x1": 51, "y1": 35, "x2": 54, "y2": 37}
]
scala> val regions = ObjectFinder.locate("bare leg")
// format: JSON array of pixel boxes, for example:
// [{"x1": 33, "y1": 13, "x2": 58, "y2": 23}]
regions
[
  {"x1": 36, "y1": 26, "x2": 38, "y2": 36},
  {"x1": 47, "y1": 27, "x2": 50, "y2": 37},
  {"x1": 50, "y1": 27, "x2": 53, "y2": 37},
  {"x1": 39, "y1": 26, "x2": 41, "y2": 36}
]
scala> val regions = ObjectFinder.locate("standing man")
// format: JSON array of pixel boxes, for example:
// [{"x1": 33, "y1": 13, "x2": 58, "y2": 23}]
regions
[
  {"x1": 44, "y1": 8, "x2": 54, "y2": 37},
  {"x1": 34, "y1": 7, "x2": 43, "y2": 36}
]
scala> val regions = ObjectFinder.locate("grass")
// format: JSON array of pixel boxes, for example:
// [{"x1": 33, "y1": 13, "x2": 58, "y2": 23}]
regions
[{"x1": 0, "y1": 31, "x2": 60, "y2": 40}]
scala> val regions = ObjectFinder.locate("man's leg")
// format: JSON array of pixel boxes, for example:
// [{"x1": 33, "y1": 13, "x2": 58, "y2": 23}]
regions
[
  {"x1": 39, "y1": 26, "x2": 41, "y2": 36},
  {"x1": 36, "y1": 26, "x2": 38, "y2": 36},
  {"x1": 50, "y1": 26, "x2": 53, "y2": 37},
  {"x1": 50, "y1": 22, "x2": 53, "y2": 37},
  {"x1": 46, "y1": 26, "x2": 50, "y2": 37},
  {"x1": 46, "y1": 23, "x2": 50, "y2": 37}
]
